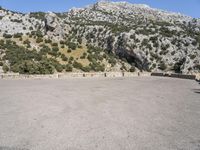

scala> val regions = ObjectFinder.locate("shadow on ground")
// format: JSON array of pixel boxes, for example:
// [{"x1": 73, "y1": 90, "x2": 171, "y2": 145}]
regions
[{"x1": 193, "y1": 89, "x2": 200, "y2": 94}]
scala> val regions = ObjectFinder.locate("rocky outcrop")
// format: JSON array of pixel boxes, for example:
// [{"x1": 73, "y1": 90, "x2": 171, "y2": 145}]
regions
[{"x1": 44, "y1": 12, "x2": 65, "y2": 40}]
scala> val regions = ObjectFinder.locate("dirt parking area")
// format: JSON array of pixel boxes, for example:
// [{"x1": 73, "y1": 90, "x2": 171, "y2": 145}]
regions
[{"x1": 0, "y1": 77, "x2": 200, "y2": 150}]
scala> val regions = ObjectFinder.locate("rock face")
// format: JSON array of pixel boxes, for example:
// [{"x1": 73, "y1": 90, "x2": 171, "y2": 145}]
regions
[
  {"x1": 0, "y1": 1, "x2": 200, "y2": 74},
  {"x1": 44, "y1": 12, "x2": 65, "y2": 40},
  {"x1": 0, "y1": 10, "x2": 41, "y2": 35},
  {"x1": 45, "y1": 12, "x2": 58, "y2": 32}
]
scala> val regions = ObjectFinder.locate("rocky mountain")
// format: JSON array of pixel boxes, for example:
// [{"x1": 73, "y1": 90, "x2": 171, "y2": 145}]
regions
[{"x1": 0, "y1": 1, "x2": 200, "y2": 74}]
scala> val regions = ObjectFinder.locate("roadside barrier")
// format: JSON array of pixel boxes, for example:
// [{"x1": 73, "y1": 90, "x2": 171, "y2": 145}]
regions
[
  {"x1": 170, "y1": 74, "x2": 196, "y2": 80},
  {"x1": 0, "y1": 72, "x2": 147, "y2": 79},
  {"x1": 151, "y1": 72, "x2": 197, "y2": 80},
  {"x1": 0, "y1": 72, "x2": 198, "y2": 80}
]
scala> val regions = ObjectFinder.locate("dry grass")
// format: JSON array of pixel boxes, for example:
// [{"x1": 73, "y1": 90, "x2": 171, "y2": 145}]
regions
[
  {"x1": 60, "y1": 46, "x2": 90, "y2": 66},
  {"x1": 2, "y1": 36, "x2": 91, "y2": 66}
]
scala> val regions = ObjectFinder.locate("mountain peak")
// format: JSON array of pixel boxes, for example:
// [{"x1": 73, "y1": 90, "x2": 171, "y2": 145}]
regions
[{"x1": 94, "y1": 1, "x2": 150, "y2": 9}]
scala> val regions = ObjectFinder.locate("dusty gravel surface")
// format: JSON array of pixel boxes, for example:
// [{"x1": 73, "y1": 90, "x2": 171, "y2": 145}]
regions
[{"x1": 0, "y1": 77, "x2": 200, "y2": 150}]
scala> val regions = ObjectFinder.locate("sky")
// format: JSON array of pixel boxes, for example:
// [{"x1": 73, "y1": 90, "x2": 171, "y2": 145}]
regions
[{"x1": 0, "y1": 0, "x2": 199, "y2": 18}]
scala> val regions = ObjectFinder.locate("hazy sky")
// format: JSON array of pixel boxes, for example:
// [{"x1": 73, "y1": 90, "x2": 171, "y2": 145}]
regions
[{"x1": 0, "y1": 0, "x2": 199, "y2": 18}]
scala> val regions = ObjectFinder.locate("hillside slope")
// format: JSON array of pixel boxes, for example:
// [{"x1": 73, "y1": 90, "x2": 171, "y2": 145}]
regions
[{"x1": 0, "y1": 2, "x2": 200, "y2": 74}]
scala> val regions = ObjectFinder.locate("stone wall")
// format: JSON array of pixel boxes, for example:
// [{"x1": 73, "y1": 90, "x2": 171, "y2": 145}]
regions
[
  {"x1": 151, "y1": 72, "x2": 199, "y2": 80},
  {"x1": 0, "y1": 73, "x2": 58, "y2": 79},
  {"x1": 0, "y1": 72, "x2": 151, "y2": 79},
  {"x1": 2, "y1": 72, "x2": 199, "y2": 80},
  {"x1": 0, "y1": 72, "x2": 200, "y2": 80}
]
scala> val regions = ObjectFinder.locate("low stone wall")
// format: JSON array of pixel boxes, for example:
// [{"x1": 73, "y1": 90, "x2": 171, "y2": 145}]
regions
[
  {"x1": 151, "y1": 72, "x2": 197, "y2": 80},
  {"x1": 0, "y1": 73, "x2": 58, "y2": 79},
  {"x1": 58, "y1": 72, "x2": 144, "y2": 78},
  {"x1": 105, "y1": 72, "x2": 124, "y2": 77},
  {"x1": 58, "y1": 72, "x2": 150, "y2": 78},
  {"x1": 124, "y1": 72, "x2": 138, "y2": 77},
  {"x1": 139, "y1": 72, "x2": 151, "y2": 77},
  {"x1": 151, "y1": 73, "x2": 165, "y2": 77},
  {"x1": 1, "y1": 72, "x2": 198, "y2": 80},
  {"x1": 58, "y1": 72, "x2": 106, "y2": 78},
  {"x1": 0, "y1": 72, "x2": 151, "y2": 80},
  {"x1": 170, "y1": 74, "x2": 196, "y2": 80}
]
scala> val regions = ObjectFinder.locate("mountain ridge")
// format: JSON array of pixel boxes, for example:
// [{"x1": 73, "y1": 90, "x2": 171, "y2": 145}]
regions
[
  {"x1": 0, "y1": 1, "x2": 200, "y2": 74},
  {"x1": 0, "y1": 1, "x2": 198, "y2": 19}
]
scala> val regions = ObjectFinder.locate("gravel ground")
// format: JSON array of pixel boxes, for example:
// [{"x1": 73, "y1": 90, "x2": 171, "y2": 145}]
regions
[{"x1": 0, "y1": 77, "x2": 200, "y2": 150}]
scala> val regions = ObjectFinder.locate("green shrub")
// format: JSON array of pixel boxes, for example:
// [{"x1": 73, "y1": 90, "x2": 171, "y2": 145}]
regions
[
  {"x1": 45, "y1": 39, "x2": 52, "y2": 43},
  {"x1": 150, "y1": 36, "x2": 158, "y2": 42},
  {"x1": 194, "y1": 64, "x2": 200, "y2": 70},
  {"x1": 152, "y1": 63, "x2": 157, "y2": 69},
  {"x1": 36, "y1": 37, "x2": 43, "y2": 43},
  {"x1": 29, "y1": 12, "x2": 46, "y2": 20},
  {"x1": 3, "y1": 34, "x2": 12, "y2": 38},
  {"x1": 54, "y1": 63, "x2": 63, "y2": 72},
  {"x1": 0, "y1": 39, "x2": 4, "y2": 46},
  {"x1": 38, "y1": 60, "x2": 55, "y2": 74},
  {"x1": 129, "y1": 66, "x2": 135, "y2": 72},
  {"x1": 161, "y1": 44, "x2": 170, "y2": 51},
  {"x1": 3, "y1": 41, "x2": 54, "y2": 74},
  {"x1": 61, "y1": 54, "x2": 68, "y2": 61},
  {"x1": 159, "y1": 27, "x2": 174, "y2": 37},
  {"x1": 81, "y1": 66, "x2": 91, "y2": 72},
  {"x1": 67, "y1": 42, "x2": 77, "y2": 50},
  {"x1": 52, "y1": 43, "x2": 58, "y2": 47},
  {"x1": 108, "y1": 57, "x2": 117, "y2": 67},
  {"x1": 189, "y1": 54, "x2": 196, "y2": 60},
  {"x1": 130, "y1": 34, "x2": 136, "y2": 39},
  {"x1": 191, "y1": 40, "x2": 197, "y2": 46},
  {"x1": 89, "y1": 62, "x2": 105, "y2": 72},
  {"x1": 158, "y1": 61, "x2": 167, "y2": 70},
  {"x1": 35, "y1": 30, "x2": 43, "y2": 37},
  {"x1": 73, "y1": 61, "x2": 83, "y2": 69},
  {"x1": 13, "y1": 33, "x2": 23, "y2": 38},
  {"x1": 80, "y1": 52, "x2": 87, "y2": 59},
  {"x1": 52, "y1": 47, "x2": 59, "y2": 52},
  {"x1": 2, "y1": 64, "x2": 9, "y2": 73},
  {"x1": 65, "y1": 64, "x2": 73, "y2": 72},
  {"x1": 153, "y1": 42, "x2": 159, "y2": 48},
  {"x1": 29, "y1": 27, "x2": 33, "y2": 30},
  {"x1": 11, "y1": 19, "x2": 22, "y2": 23},
  {"x1": 39, "y1": 45, "x2": 51, "y2": 55},
  {"x1": 69, "y1": 56, "x2": 74, "y2": 61},
  {"x1": 48, "y1": 50, "x2": 58, "y2": 57},
  {"x1": 141, "y1": 39, "x2": 148, "y2": 47},
  {"x1": 146, "y1": 44, "x2": 152, "y2": 50},
  {"x1": 77, "y1": 38, "x2": 82, "y2": 44},
  {"x1": 171, "y1": 51, "x2": 175, "y2": 55},
  {"x1": 16, "y1": 60, "x2": 40, "y2": 74},
  {"x1": 60, "y1": 40, "x2": 65, "y2": 45},
  {"x1": 23, "y1": 39, "x2": 31, "y2": 45}
]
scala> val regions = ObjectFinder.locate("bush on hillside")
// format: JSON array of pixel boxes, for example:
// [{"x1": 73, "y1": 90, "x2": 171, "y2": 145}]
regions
[
  {"x1": 158, "y1": 61, "x2": 167, "y2": 70},
  {"x1": 2, "y1": 64, "x2": 9, "y2": 73},
  {"x1": 3, "y1": 34, "x2": 12, "y2": 38},
  {"x1": 65, "y1": 64, "x2": 73, "y2": 72}
]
